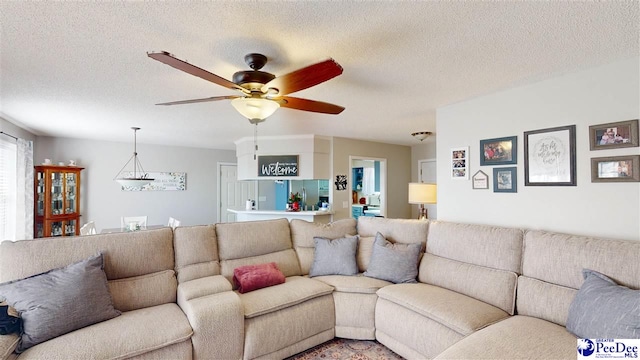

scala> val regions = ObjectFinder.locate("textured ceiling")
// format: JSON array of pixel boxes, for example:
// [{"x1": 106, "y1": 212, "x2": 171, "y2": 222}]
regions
[{"x1": 1, "y1": 1, "x2": 638, "y2": 149}]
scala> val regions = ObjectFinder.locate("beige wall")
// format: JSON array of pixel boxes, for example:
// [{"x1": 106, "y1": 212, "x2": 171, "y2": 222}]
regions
[{"x1": 331, "y1": 137, "x2": 411, "y2": 220}]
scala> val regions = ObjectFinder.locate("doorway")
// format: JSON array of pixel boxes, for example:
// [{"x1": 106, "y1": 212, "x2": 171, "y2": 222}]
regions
[
  {"x1": 217, "y1": 163, "x2": 257, "y2": 223},
  {"x1": 418, "y1": 159, "x2": 437, "y2": 220},
  {"x1": 349, "y1": 156, "x2": 387, "y2": 219}
]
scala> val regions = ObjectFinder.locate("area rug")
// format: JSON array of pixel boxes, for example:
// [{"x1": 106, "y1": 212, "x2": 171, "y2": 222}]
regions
[{"x1": 286, "y1": 338, "x2": 405, "y2": 360}]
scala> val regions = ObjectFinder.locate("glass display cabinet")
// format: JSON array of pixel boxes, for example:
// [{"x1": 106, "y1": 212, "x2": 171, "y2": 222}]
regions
[{"x1": 34, "y1": 165, "x2": 84, "y2": 238}]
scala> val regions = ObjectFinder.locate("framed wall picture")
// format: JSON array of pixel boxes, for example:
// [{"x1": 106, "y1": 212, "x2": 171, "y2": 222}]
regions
[
  {"x1": 589, "y1": 119, "x2": 639, "y2": 150},
  {"x1": 493, "y1": 167, "x2": 517, "y2": 193},
  {"x1": 480, "y1": 136, "x2": 517, "y2": 165},
  {"x1": 472, "y1": 170, "x2": 489, "y2": 189},
  {"x1": 451, "y1": 147, "x2": 469, "y2": 179},
  {"x1": 591, "y1": 155, "x2": 640, "y2": 182},
  {"x1": 524, "y1": 125, "x2": 576, "y2": 186}
]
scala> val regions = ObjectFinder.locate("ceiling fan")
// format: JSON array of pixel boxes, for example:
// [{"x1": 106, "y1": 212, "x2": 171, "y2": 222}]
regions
[{"x1": 147, "y1": 51, "x2": 345, "y2": 124}]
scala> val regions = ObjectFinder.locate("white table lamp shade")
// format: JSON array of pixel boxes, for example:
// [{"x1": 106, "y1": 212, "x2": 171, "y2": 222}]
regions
[{"x1": 408, "y1": 183, "x2": 437, "y2": 204}]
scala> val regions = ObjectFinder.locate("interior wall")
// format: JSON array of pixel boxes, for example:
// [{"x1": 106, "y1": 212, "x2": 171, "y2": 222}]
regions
[
  {"x1": 0, "y1": 117, "x2": 36, "y2": 142},
  {"x1": 436, "y1": 57, "x2": 640, "y2": 241},
  {"x1": 332, "y1": 137, "x2": 411, "y2": 220},
  {"x1": 35, "y1": 137, "x2": 236, "y2": 231},
  {"x1": 410, "y1": 139, "x2": 437, "y2": 218}
]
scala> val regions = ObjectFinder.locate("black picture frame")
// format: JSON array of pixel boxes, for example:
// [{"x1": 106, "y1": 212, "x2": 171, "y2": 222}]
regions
[
  {"x1": 524, "y1": 125, "x2": 576, "y2": 186},
  {"x1": 493, "y1": 167, "x2": 517, "y2": 193},
  {"x1": 480, "y1": 136, "x2": 517, "y2": 165}
]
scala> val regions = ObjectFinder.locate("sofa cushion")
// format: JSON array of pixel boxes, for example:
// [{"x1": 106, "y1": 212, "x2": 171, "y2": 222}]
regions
[
  {"x1": 522, "y1": 230, "x2": 640, "y2": 290},
  {"x1": 217, "y1": 219, "x2": 301, "y2": 288},
  {"x1": 309, "y1": 236, "x2": 359, "y2": 277},
  {"x1": 419, "y1": 253, "x2": 518, "y2": 314},
  {"x1": 290, "y1": 218, "x2": 357, "y2": 275},
  {"x1": 238, "y1": 276, "x2": 334, "y2": 318},
  {"x1": 427, "y1": 221, "x2": 523, "y2": 274},
  {"x1": 363, "y1": 233, "x2": 421, "y2": 284},
  {"x1": 0, "y1": 254, "x2": 121, "y2": 352},
  {"x1": 516, "y1": 276, "x2": 576, "y2": 326},
  {"x1": 173, "y1": 225, "x2": 220, "y2": 283},
  {"x1": 16, "y1": 304, "x2": 193, "y2": 360},
  {"x1": 0, "y1": 228, "x2": 175, "y2": 283},
  {"x1": 107, "y1": 269, "x2": 177, "y2": 312},
  {"x1": 434, "y1": 316, "x2": 576, "y2": 360},
  {"x1": 566, "y1": 269, "x2": 640, "y2": 339},
  {"x1": 356, "y1": 217, "x2": 427, "y2": 272},
  {"x1": 233, "y1": 262, "x2": 286, "y2": 293},
  {"x1": 377, "y1": 283, "x2": 509, "y2": 336},
  {"x1": 313, "y1": 274, "x2": 392, "y2": 294}
]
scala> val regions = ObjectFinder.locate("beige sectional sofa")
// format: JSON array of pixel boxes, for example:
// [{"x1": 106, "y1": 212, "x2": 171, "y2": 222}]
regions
[{"x1": 0, "y1": 216, "x2": 638, "y2": 359}]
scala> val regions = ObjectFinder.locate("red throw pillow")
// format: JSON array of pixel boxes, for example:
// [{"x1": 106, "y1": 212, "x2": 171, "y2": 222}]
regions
[{"x1": 233, "y1": 262, "x2": 286, "y2": 293}]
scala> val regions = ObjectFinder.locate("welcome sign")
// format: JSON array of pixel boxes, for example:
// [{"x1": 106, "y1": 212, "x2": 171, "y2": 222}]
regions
[{"x1": 258, "y1": 155, "x2": 299, "y2": 177}]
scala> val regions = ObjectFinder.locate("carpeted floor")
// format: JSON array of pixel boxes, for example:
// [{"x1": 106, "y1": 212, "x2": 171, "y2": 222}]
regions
[{"x1": 285, "y1": 338, "x2": 405, "y2": 360}]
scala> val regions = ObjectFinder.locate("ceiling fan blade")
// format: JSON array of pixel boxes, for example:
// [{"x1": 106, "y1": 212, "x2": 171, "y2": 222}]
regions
[
  {"x1": 262, "y1": 59, "x2": 343, "y2": 96},
  {"x1": 278, "y1": 96, "x2": 345, "y2": 114},
  {"x1": 148, "y1": 51, "x2": 248, "y2": 93},
  {"x1": 156, "y1": 95, "x2": 240, "y2": 106}
]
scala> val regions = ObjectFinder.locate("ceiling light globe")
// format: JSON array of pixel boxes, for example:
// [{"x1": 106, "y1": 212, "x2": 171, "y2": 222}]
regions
[{"x1": 231, "y1": 98, "x2": 280, "y2": 121}]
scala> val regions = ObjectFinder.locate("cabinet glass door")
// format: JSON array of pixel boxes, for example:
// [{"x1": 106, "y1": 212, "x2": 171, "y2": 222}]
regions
[
  {"x1": 50, "y1": 172, "x2": 63, "y2": 215},
  {"x1": 65, "y1": 172, "x2": 76, "y2": 214},
  {"x1": 51, "y1": 221, "x2": 63, "y2": 237},
  {"x1": 64, "y1": 219, "x2": 76, "y2": 236},
  {"x1": 36, "y1": 171, "x2": 45, "y2": 216}
]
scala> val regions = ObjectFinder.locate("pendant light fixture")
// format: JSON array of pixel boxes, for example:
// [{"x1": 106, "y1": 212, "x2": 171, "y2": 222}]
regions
[{"x1": 114, "y1": 127, "x2": 154, "y2": 188}]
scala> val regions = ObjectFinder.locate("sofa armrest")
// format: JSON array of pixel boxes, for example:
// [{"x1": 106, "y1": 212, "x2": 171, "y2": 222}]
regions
[
  {"x1": 177, "y1": 275, "x2": 232, "y2": 304},
  {"x1": 0, "y1": 334, "x2": 19, "y2": 360},
  {"x1": 178, "y1": 291, "x2": 244, "y2": 360}
]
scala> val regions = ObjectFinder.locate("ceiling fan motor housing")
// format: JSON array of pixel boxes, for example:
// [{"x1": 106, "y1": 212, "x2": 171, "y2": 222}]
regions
[{"x1": 232, "y1": 70, "x2": 275, "y2": 90}]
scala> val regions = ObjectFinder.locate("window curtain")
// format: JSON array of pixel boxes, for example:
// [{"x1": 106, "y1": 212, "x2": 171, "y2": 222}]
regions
[
  {"x1": 0, "y1": 138, "x2": 17, "y2": 240},
  {"x1": 16, "y1": 139, "x2": 34, "y2": 240}
]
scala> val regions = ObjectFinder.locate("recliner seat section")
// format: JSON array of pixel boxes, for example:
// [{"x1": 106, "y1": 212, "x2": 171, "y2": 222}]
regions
[
  {"x1": 435, "y1": 230, "x2": 640, "y2": 360},
  {"x1": 374, "y1": 221, "x2": 523, "y2": 358},
  {"x1": 0, "y1": 229, "x2": 193, "y2": 359},
  {"x1": 1, "y1": 218, "x2": 638, "y2": 360},
  {"x1": 215, "y1": 219, "x2": 335, "y2": 360}
]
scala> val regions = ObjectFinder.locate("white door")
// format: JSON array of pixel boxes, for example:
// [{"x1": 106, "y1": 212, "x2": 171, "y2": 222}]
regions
[
  {"x1": 219, "y1": 164, "x2": 257, "y2": 223},
  {"x1": 419, "y1": 159, "x2": 437, "y2": 220}
]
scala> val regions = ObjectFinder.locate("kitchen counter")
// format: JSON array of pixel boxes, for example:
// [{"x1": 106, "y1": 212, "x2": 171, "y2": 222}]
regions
[{"x1": 227, "y1": 209, "x2": 334, "y2": 224}]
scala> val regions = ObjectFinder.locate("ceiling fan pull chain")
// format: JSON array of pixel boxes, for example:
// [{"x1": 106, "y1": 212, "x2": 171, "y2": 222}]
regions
[{"x1": 253, "y1": 123, "x2": 258, "y2": 160}]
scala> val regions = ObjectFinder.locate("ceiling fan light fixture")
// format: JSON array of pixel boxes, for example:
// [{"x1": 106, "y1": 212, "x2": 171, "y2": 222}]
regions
[
  {"x1": 231, "y1": 97, "x2": 280, "y2": 122},
  {"x1": 411, "y1": 131, "x2": 433, "y2": 141}
]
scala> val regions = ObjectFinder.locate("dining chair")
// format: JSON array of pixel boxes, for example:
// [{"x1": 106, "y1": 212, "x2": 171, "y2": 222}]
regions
[
  {"x1": 121, "y1": 216, "x2": 148, "y2": 231},
  {"x1": 167, "y1": 217, "x2": 180, "y2": 230},
  {"x1": 79, "y1": 221, "x2": 97, "y2": 236}
]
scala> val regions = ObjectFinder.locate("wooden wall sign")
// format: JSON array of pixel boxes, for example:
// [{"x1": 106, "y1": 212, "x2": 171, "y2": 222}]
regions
[{"x1": 258, "y1": 155, "x2": 299, "y2": 177}]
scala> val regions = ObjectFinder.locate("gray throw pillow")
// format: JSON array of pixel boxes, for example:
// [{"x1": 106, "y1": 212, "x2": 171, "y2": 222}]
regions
[
  {"x1": 363, "y1": 232, "x2": 421, "y2": 284},
  {"x1": 309, "y1": 235, "x2": 359, "y2": 277},
  {"x1": 0, "y1": 253, "x2": 121, "y2": 352},
  {"x1": 566, "y1": 269, "x2": 640, "y2": 339}
]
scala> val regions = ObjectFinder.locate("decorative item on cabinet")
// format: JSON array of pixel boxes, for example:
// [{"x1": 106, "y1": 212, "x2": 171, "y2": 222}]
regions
[{"x1": 34, "y1": 165, "x2": 84, "y2": 238}]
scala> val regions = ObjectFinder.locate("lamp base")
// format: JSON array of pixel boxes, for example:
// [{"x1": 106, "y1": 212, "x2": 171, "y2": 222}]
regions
[{"x1": 418, "y1": 206, "x2": 428, "y2": 221}]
